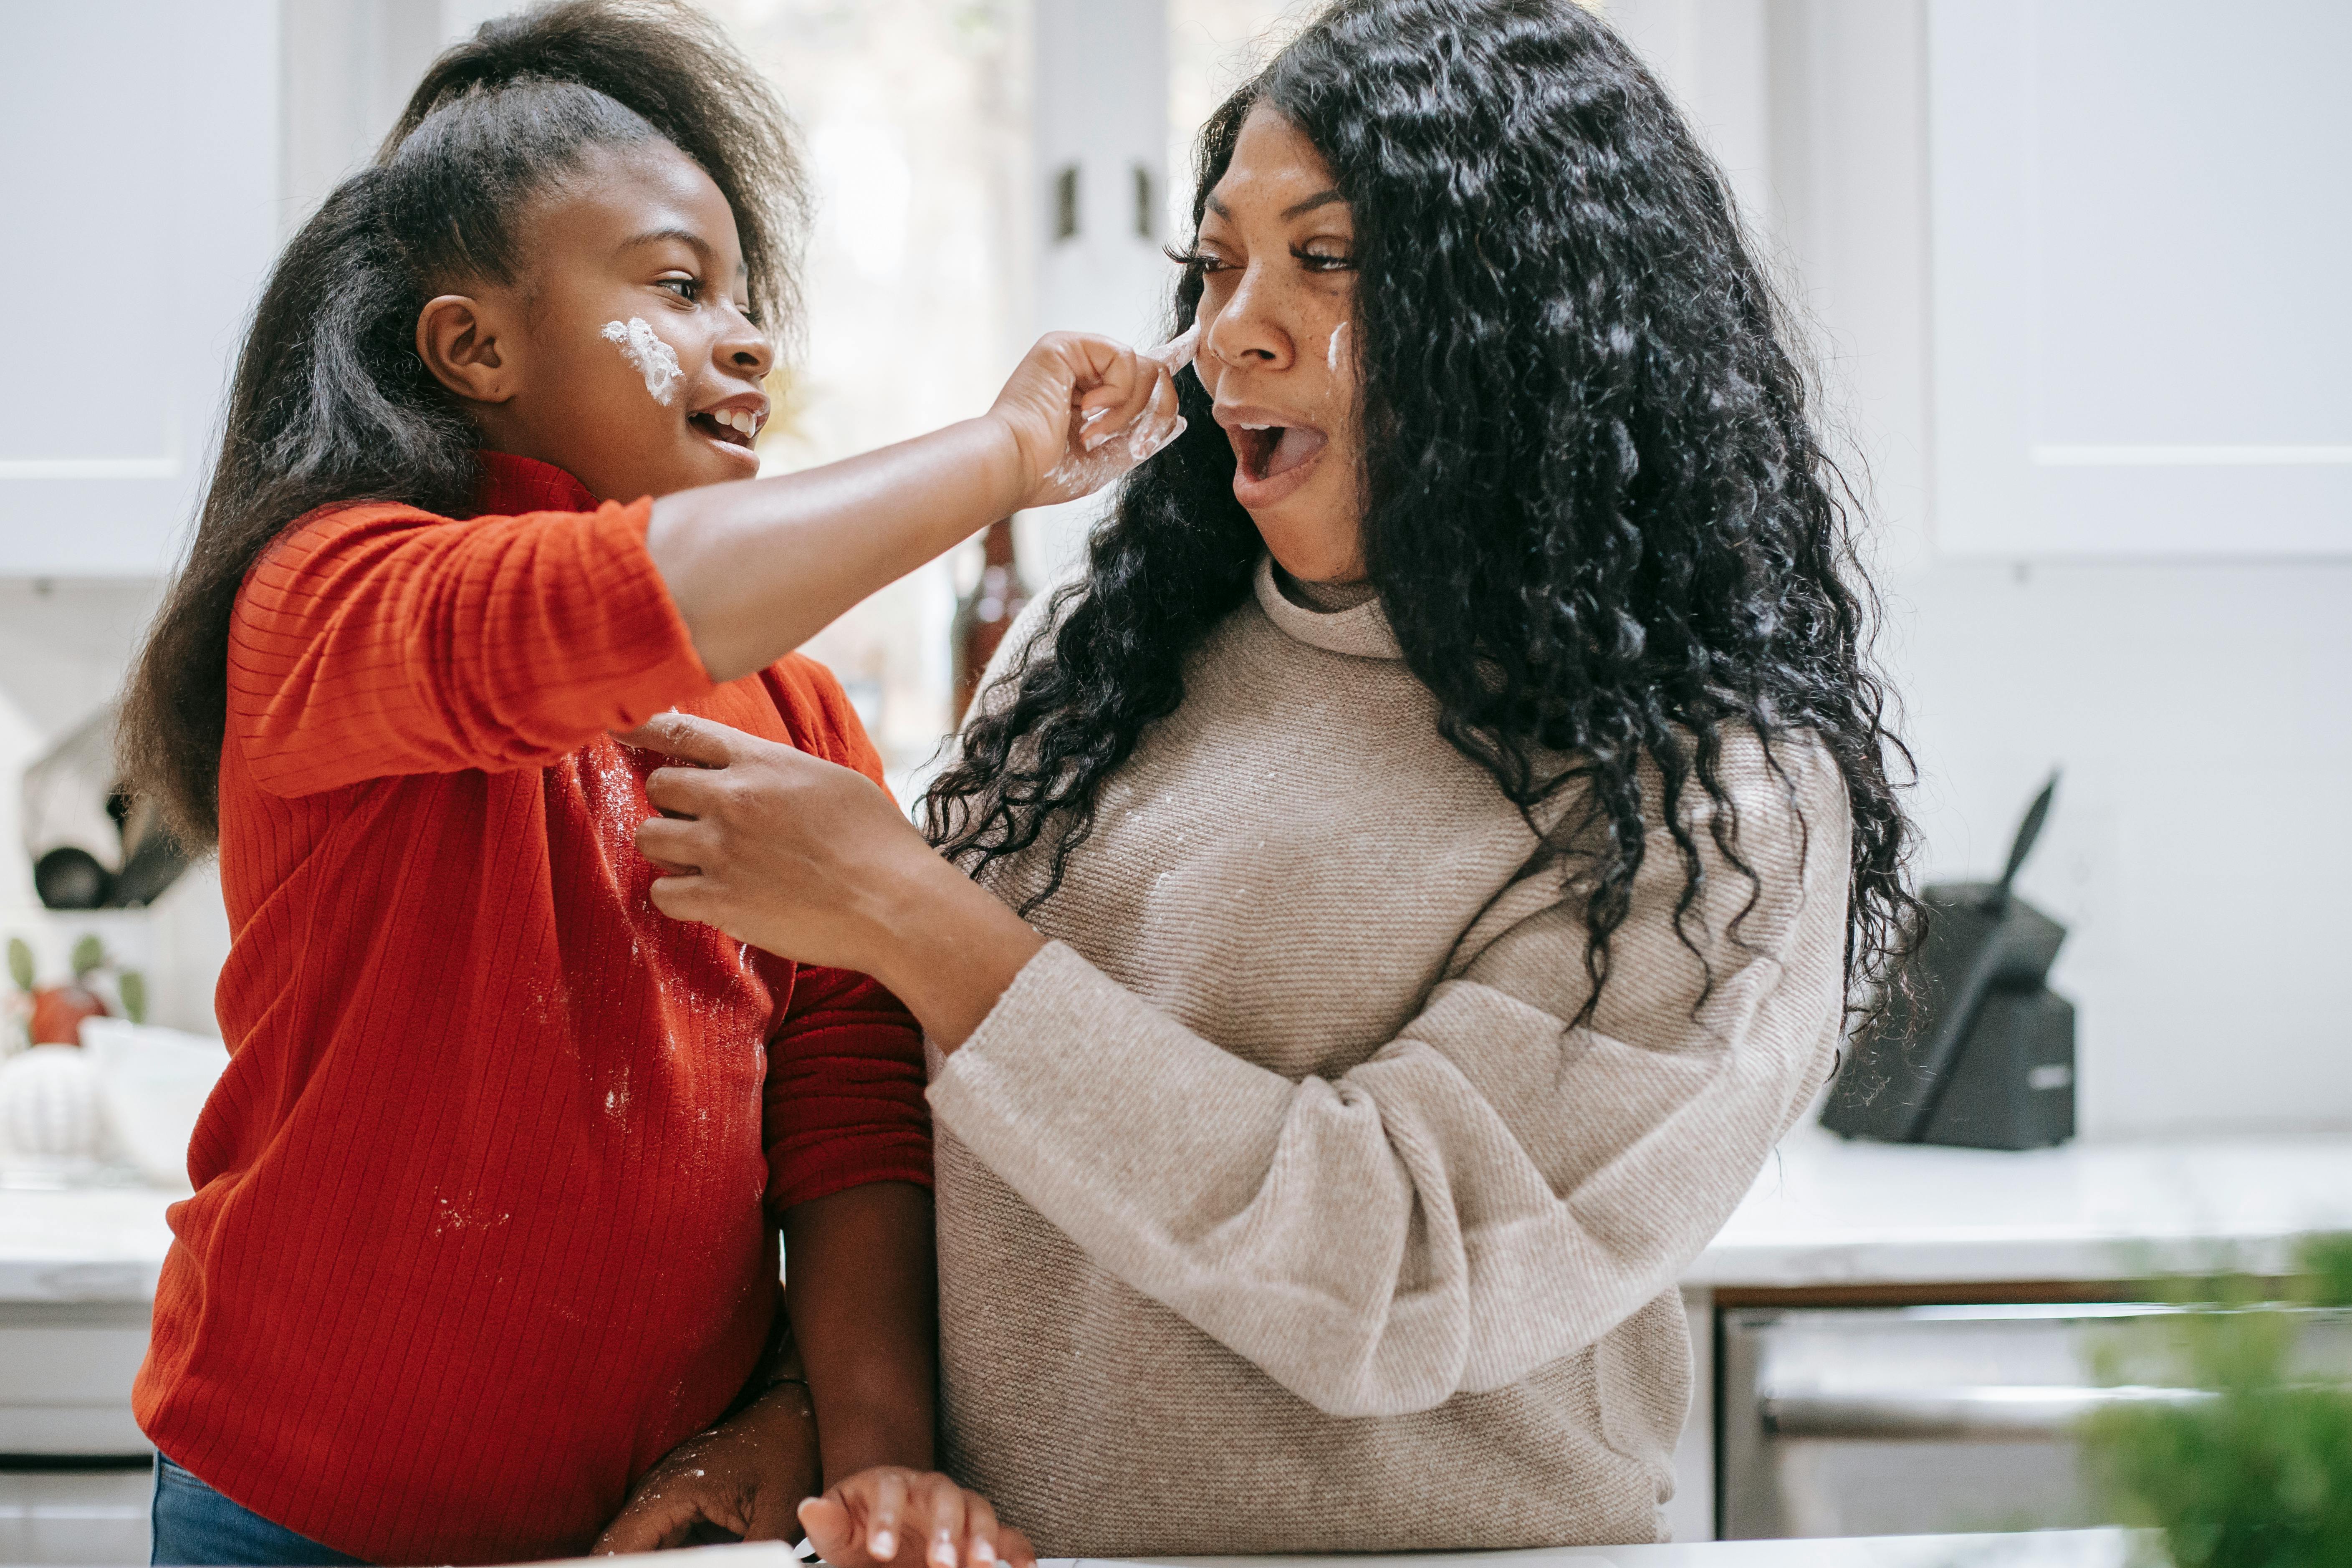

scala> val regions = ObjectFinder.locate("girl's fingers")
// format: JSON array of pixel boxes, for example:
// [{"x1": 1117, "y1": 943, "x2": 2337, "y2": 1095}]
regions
[
  {"x1": 1142, "y1": 321, "x2": 1200, "y2": 376},
  {"x1": 958, "y1": 1490, "x2": 1002, "y2": 1568},
  {"x1": 796, "y1": 1495, "x2": 855, "y2": 1563},
  {"x1": 867, "y1": 1468, "x2": 909, "y2": 1562},
  {"x1": 915, "y1": 1474, "x2": 969, "y2": 1568},
  {"x1": 994, "y1": 1525, "x2": 1038, "y2": 1568}
]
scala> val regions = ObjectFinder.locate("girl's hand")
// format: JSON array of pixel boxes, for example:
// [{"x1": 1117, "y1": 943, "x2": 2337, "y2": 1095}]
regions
[
  {"x1": 591, "y1": 1382, "x2": 819, "y2": 1552},
  {"x1": 987, "y1": 327, "x2": 1195, "y2": 510},
  {"x1": 797, "y1": 1467, "x2": 1035, "y2": 1568}
]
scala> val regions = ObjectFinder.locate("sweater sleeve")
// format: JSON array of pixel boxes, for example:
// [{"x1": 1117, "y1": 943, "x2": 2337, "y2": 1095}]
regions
[
  {"x1": 228, "y1": 500, "x2": 711, "y2": 795},
  {"x1": 927, "y1": 737, "x2": 1849, "y2": 1419},
  {"x1": 758, "y1": 654, "x2": 933, "y2": 1214},
  {"x1": 763, "y1": 964, "x2": 934, "y2": 1214}
]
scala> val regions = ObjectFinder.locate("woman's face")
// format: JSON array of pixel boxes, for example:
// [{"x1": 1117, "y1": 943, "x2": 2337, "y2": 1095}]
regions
[{"x1": 1192, "y1": 105, "x2": 1364, "y2": 582}]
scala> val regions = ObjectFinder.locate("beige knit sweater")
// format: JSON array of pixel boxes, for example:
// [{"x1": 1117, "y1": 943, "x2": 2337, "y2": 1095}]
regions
[{"x1": 927, "y1": 558, "x2": 1849, "y2": 1553}]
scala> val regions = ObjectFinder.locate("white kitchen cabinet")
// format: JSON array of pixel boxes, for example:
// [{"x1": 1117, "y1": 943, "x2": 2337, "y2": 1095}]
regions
[
  {"x1": 0, "y1": 1467, "x2": 150, "y2": 1566},
  {"x1": 1925, "y1": 0, "x2": 2352, "y2": 558},
  {"x1": 0, "y1": 0, "x2": 279, "y2": 577}
]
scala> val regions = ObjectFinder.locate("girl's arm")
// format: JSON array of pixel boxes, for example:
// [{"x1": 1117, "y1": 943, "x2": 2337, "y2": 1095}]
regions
[
  {"x1": 630, "y1": 716, "x2": 1850, "y2": 1419},
  {"x1": 230, "y1": 334, "x2": 1182, "y2": 796},
  {"x1": 648, "y1": 331, "x2": 1187, "y2": 683}
]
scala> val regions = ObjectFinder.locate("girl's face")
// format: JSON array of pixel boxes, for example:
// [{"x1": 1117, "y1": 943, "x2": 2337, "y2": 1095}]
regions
[
  {"x1": 415, "y1": 141, "x2": 772, "y2": 502},
  {"x1": 1191, "y1": 105, "x2": 1364, "y2": 582}
]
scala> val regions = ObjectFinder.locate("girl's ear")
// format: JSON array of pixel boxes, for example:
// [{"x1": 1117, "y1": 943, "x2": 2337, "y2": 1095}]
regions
[{"x1": 416, "y1": 294, "x2": 516, "y2": 405}]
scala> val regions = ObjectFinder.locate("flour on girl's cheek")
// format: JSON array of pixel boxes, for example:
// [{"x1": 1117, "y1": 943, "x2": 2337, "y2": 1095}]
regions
[
  {"x1": 1327, "y1": 320, "x2": 1349, "y2": 374},
  {"x1": 600, "y1": 316, "x2": 683, "y2": 405}
]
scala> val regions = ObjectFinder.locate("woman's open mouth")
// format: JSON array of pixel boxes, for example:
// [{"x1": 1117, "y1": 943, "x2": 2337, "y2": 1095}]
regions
[{"x1": 1221, "y1": 408, "x2": 1328, "y2": 509}]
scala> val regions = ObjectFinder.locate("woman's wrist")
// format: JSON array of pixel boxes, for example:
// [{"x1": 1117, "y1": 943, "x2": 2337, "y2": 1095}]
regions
[{"x1": 864, "y1": 850, "x2": 1044, "y2": 1050}]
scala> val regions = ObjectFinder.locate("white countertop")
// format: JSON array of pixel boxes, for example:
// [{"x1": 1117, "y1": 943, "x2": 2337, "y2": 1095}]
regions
[
  {"x1": 1694, "y1": 1121, "x2": 2352, "y2": 1288},
  {"x1": 1145, "y1": 1530, "x2": 2152, "y2": 1566},
  {"x1": 0, "y1": 1181, "x2": 178, "y2": 1302},
  {"x1": 8, "y1": 1121, "x2": 2352, "y2": 1303}
]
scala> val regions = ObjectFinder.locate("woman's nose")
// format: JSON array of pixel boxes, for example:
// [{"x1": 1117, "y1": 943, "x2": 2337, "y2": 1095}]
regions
[{"x1": 1203, "y1": 265, "x2": 1293, "y2": 371}]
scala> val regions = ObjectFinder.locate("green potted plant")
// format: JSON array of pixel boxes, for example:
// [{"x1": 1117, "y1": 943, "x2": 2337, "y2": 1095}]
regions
[{"x1": 2082, "y1": 1233, "x2": 2352, "y2": 1566}]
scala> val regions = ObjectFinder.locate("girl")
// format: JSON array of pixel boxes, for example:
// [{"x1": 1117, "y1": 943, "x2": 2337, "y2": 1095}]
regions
[
  {"x1": 607, "y1": 0, "x2": 1917, "y2": 1554},
  {"x1": 116, "y1": 3, "x2": 1179, "y2": 1563}
]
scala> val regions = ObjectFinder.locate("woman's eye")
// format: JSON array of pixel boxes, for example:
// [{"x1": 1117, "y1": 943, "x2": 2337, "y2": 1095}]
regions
[
  {"x1": 1165, "y1": 244, "x2": 1234, "y2": 275},
  {"x1": 1295, "y1": 246, "x2": 1355, "y2": 273},
  {"x1": 657, "y1": 275, "x2": 702, "y2": 302}
]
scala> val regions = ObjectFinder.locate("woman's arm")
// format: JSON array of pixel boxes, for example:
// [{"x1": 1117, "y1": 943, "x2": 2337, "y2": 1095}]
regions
[{"x1": 631, "y1": 716, "x2": 1850, "y2": 1418}]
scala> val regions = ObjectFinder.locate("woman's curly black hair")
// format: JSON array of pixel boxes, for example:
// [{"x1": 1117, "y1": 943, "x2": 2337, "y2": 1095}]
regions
[{"x1": 926, "y1": 0, "x2": 1918, "y2": 1018}]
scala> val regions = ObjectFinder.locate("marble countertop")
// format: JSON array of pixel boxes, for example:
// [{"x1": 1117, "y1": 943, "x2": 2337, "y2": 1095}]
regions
[
  {"x1": 1694, "y1": 1121, "x2": 2352, "y2": 1289},
  {"x1": 8, "y1": 1119, "x2": 2352, "y2": 1304},
  {"x1": 1144, "y1": 1529, "x2": 2152, "y2": 1566}
]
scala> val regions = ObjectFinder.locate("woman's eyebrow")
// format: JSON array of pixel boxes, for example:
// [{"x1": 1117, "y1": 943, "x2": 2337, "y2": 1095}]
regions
[{"x1": 1203, "y1": 189, "x2": 1348, "y2": 222}]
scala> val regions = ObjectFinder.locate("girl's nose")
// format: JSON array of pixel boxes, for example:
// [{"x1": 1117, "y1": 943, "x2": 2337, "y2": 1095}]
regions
[{"x1": 718, "y1": 304, "x2": 773, "y2": 377}]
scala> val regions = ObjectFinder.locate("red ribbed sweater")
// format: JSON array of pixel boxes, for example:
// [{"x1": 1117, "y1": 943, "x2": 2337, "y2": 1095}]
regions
[{"x1": 133, "y1": 453, "x2": 932, "y2": 1565}]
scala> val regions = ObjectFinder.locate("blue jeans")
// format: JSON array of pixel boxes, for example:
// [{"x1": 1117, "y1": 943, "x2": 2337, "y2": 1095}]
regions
[{"x1": 151, "y1": 1454, "x2": 369, "y2": 1566}]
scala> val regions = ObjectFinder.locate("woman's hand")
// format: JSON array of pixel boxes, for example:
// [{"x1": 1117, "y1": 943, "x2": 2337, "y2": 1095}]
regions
[
  {"x1": 988, "y1": 327, "x2": 1195, "y2": 510},
  {"x1": 592, "y1": 1382, "x2": 819, "y2": 1552},
  {"x1": 797, "y1": 1467, "x2": 1035, "y2": 1568},
  {"x1": 626, "y1": 714, "x2": 1044, "y2": 1046}
]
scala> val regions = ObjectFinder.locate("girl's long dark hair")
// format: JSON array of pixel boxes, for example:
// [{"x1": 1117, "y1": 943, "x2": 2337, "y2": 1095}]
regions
[
  {"x1": 120, "y1": 0, "x2": 805, "y2": 848},
  {"x1": 927, "y1": 0, "x2": 1919, "y2": 1017}
]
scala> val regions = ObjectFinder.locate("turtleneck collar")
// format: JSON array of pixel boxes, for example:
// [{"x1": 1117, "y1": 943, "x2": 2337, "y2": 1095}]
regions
[
  {"x1": 1251, "y1": 554, "x2": 1401, "y2": 661},
  {"x1": 471, "y1": 451, "x2": 600, "y2": 518}
]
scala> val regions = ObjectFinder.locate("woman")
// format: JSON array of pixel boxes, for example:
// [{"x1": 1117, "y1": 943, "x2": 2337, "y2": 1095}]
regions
[{"x1": 615, "y1": 0, "x2": 1913, "y2": 1552}]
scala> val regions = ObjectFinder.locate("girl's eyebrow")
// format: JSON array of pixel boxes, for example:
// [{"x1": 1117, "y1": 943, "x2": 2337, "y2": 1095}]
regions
[{"x1": 619, "y1": 226, "x2": 716, "y2": 262}]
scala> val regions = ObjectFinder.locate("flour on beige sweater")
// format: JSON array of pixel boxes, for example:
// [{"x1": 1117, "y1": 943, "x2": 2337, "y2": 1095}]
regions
[{"x1": 928, "y1": 556, "x2": 1849, "y2": 1553}]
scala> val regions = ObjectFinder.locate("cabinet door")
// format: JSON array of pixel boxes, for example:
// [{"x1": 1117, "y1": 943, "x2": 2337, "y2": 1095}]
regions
[
  {"x1": 0, "y1": 0, "x2": 278, "y2": 577},
  {"x1": 1928, "y1": 0, "x2": 2352, "y2": 558}
]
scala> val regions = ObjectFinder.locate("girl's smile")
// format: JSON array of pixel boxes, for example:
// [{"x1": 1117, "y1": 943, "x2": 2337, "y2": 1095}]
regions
[{"x1": 415, "y1": 140, "x2": 776, "y2": 501}]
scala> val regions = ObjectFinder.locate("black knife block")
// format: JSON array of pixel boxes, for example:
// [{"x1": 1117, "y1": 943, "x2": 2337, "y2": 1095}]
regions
[
  {"x1": 1821, "y1": 880, "x2": 2076, "y2": 1150},
  {"x1": 1822, "y1": 773, "x2": 2078, "y2": 1151}
]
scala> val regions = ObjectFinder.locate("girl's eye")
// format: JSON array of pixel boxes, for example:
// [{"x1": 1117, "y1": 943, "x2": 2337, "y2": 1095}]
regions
[
  {"x1": 657, "y1": 275, "x2": 702, "y2": 302},
  {"x1": 1295, "y1": 245, "x2": 1355, "y2": 273}
]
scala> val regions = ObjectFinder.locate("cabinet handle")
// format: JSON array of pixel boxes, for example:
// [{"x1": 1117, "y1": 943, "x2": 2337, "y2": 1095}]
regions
[{"x1": 1761, "y1": 1385, "x2": 2213, "y2": 1439}]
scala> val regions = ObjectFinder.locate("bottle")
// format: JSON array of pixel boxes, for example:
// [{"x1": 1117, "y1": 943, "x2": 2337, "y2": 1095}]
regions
[{"x1": 951, "y1": 518, "x2": 1030, "y2": 725}]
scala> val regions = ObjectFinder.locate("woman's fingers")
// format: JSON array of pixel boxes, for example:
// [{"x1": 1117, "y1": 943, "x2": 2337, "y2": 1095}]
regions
[
  {"x1": 617, "y1": 710, "x2": 742, "y2": 766},
  {"x1": 632, "y1": 814, "x2": 710, "y2": 870},
  {"x1": 642, "y1": 764, "x2": 724, "y2": 818}
]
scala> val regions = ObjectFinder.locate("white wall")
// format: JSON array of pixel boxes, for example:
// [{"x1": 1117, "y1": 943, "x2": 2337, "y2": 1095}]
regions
[{"x1": 1619, "y1": 0, "x2": 2352, "y2": 1138}]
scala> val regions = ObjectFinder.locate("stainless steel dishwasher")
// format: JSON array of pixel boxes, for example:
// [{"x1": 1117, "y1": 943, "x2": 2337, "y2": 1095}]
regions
[{"x1": 1718, "y1": 1300, "x2": 2352, "y2": 1539}]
